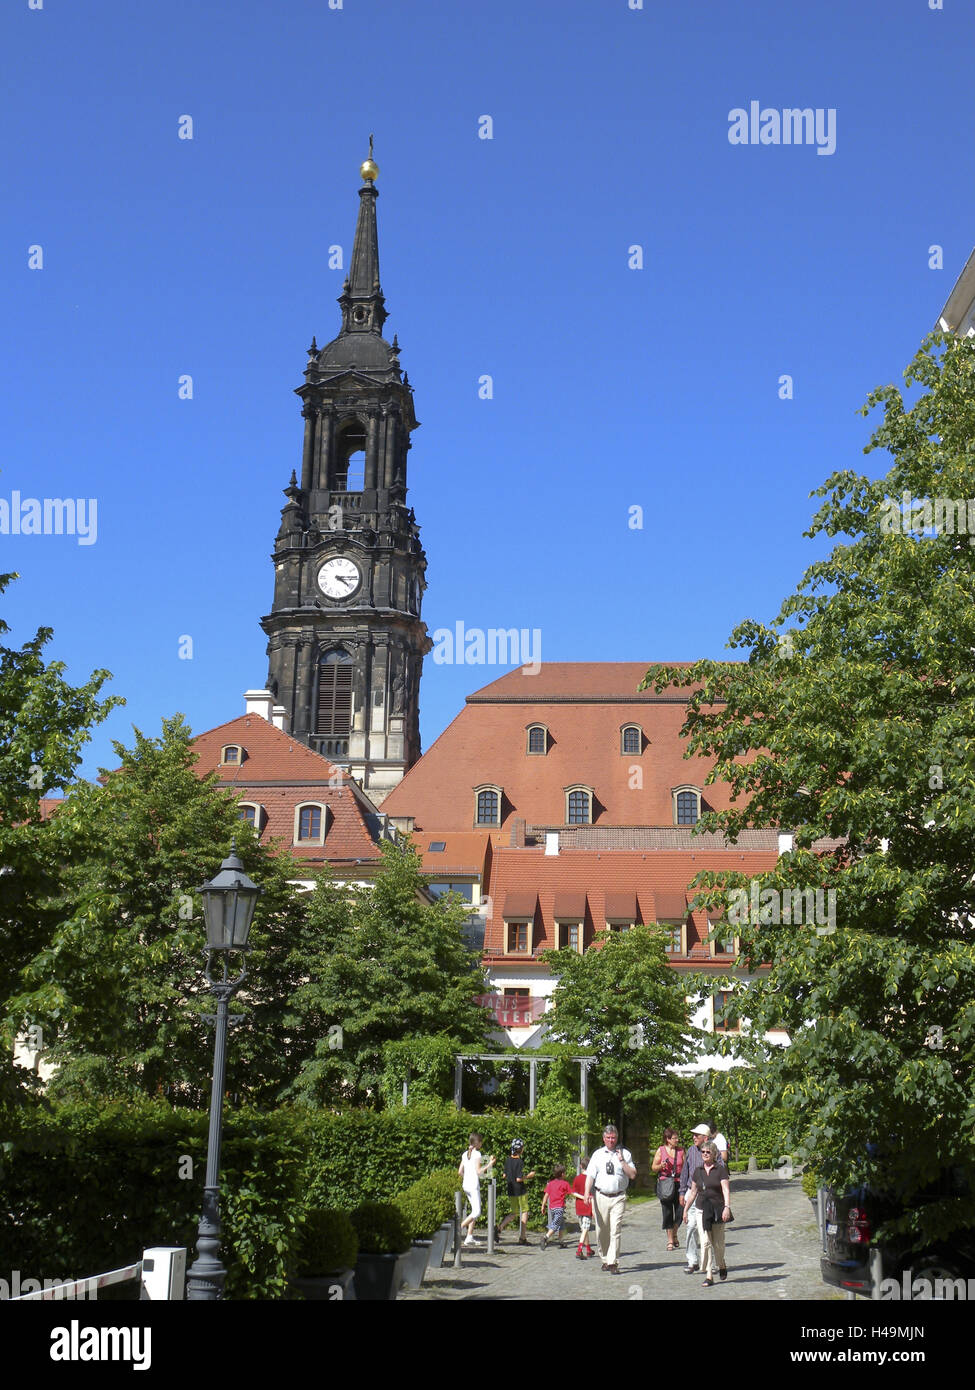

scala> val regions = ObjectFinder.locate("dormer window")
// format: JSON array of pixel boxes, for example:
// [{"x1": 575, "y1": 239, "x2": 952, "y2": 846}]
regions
[
  {"x1": 565, "y1": 785, "x2": 593, "y2": 825},
  {"x1": 238, "y1": 803, "x2": 264, "y2": 832},
  {"x1": 673, "y1": 787, "x2": 701, "y2": 826},
  {"x1": 474, "y1": 785, "x2": 502, "y2": 826},
  {"x1": 620, "y1": 725, "x2": 642, "y2": 755},
  {"x1": 221, "y1": 745, "x2": 243, "y2": 766},
  {"x1": 295, "y1": 803, "x2": 327, "y2": 844},
  {"x1": 526, "y1": 724, "x2": 548, "y2": 755}
]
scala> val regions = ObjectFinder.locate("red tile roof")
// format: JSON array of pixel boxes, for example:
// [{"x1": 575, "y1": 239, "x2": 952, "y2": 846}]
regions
[
  {"x1": 191, "y1": 715, "x2": 383, "y2": 867},
  {"x1": 382, "y1": 663, "x2": 745, "y2": 831},
  {"x1": 417, "y1": 830, "x2": 499, "y2": 877},
  {"x1": 468, "y1": 663, "x2": 702, "y2": 700},
  {"x1": 482, "y1": 846, "x2": 777, "y2": 964}
]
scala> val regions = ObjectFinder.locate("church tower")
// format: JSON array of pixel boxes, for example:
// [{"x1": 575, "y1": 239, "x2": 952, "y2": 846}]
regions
[{"x1": 261, "y1": 144, "x2": 430, "y2": 804}]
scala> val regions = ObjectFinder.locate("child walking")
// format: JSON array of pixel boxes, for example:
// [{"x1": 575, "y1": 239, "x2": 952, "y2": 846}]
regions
[
  {"x1": 498, "y1": 1139, "x2": 536, "y2": 1245},
  {"x1": 458, "y1": 1132, "x2": 495, "y2": 1246},
  {"x1": 570, "y1": 1169, "x2": 594, "y2": 1259},
  {"x1": 540, "y1": 1164, "x2": 572, "y2": 1250}
]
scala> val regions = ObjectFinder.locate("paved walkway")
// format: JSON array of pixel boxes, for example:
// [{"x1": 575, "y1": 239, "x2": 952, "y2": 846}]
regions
[{"x1": 402, "y1": 1173, "x2": 841, "y2": 1301}]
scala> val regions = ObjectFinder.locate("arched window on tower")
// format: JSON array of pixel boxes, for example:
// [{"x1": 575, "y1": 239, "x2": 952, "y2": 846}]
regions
[
  {"x1": 334, "y1": 421, "x2": 366, "y2": 492},
  {"x1": 316, "y1": 649, "x2": 353, "y2": 752}
]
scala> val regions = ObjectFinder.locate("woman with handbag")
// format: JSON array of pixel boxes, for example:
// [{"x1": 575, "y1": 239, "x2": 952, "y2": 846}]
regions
[
  {"x1": 681, "y1": 1142, "x2": 732, "y2": 1286},
  {"x1": 651, "y1": 1127, "x2": 685, "y2": 1251}
]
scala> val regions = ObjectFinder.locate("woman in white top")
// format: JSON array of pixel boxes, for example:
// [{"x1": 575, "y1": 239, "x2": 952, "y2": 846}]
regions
[{"x1": 458, "y1": 1132, "x2": 496, "y2": 1246}]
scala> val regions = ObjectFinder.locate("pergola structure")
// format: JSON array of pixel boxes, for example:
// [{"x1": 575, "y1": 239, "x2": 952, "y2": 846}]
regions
[{"x1": 452, "y1": 1054, "x2": 595, "y2": 1112}]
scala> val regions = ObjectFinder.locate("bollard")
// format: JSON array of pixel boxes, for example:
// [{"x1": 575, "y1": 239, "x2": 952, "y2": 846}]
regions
[
  {"x1": 487, "y1": 1179, "x2": 496, "y2": 1253},
  {"x1": 747, "y1": 1154, "x2": 758, "y2": 1174},
  {"x1": 453, "y1": 1189, "x2": 464, "y2": 1268}
]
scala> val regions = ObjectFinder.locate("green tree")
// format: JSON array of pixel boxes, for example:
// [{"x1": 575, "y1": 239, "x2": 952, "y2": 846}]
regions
[
  {"x1": 643, "y1": 333, "x2": 975, "y2": 1242},
  {"x1": 8, "y1": 714, "x2": 305, "y2": 1107},
  {"x1": 0, "y1": 570, "x2": 121, "y2": 1104},
  {"x1": 542, "y1": 925, "x2": 699, "y2": 1136},
  {"x1": 282, "y1": 840, "x2": 491, "y2": 1107}
]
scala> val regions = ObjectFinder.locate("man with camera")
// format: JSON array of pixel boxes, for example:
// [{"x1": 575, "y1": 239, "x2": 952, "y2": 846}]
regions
[{"x1": 583, "y1": 1124, "x2": 637, "y2": 1273}]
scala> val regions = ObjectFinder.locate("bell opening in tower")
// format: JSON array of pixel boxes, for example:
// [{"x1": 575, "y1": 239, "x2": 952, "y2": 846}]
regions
[{"x1": 334, "y1": 422, "x2": 366, "y2": 491}]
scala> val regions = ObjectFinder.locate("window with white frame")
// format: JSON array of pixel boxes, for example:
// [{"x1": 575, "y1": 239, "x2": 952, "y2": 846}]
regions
[
  {"x1": 474, "y1": 785, "x2": 502, "y2": 826},
  {"x1": 712, "y1": 989, "x2": 740, "y2": 1033},
  {"x1": 295, "y1": 803, "x2": 326, "y2": 844},
  {"x1": 673, "y1": 786, "x2": 701, "y2": 826},
  {"x1": 660, "y1": 922, "x2": 684, "y2": 954},
  {"x1": 564, "y1": 785, "x2": 593, "y2": 824},
  {"x1": 221, "y1": 745, "x2": 243, "y2": 766},
  {"x1": 620, "y1": 724, "x2": 642, "y2": 755},
  {"x1": 526, "y1": 724, "x2": 548, "y2": 755},
  {"x1": 710, "y1": 922, "x2": 738, "y2": 957},
  {"x1": 505, "y1": 920, "x2": 531, "y2": 955},
  {"x1": 558, "y1": 921, "x2": 583, "y2": 952},
  {"x1": 238, "y1": 803, "x2": 263, "y2": 831}
]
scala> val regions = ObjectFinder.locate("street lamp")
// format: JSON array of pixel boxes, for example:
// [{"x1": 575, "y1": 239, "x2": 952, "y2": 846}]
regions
[{"x1": 185, "y1": 843, "x2": 262, "y2": 1301}]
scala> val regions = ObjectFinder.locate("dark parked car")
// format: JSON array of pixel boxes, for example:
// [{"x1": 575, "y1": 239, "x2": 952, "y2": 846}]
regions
[{"x1": 820, "y1": 1167, "x2": 975, "y2": 1298}]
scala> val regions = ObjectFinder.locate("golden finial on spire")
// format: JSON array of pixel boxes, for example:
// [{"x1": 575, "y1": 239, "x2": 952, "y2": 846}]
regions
[{"x1": 360, "y1": 133, "x2": 378, "y2": 182}]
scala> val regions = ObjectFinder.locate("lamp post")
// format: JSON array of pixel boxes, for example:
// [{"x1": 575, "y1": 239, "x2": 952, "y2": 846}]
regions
[{"x1": 185, "y1": 843, "x2": 262, "y2": 1301}]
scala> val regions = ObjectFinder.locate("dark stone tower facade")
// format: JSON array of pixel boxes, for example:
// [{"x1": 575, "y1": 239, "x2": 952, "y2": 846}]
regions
[{"x1": 261, "y1": 148, "x2": 430, "y2": 803}]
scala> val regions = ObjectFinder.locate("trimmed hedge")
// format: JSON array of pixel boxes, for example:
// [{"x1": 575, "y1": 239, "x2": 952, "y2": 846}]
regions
[
  {"x1": 0, "y1": 1099, "x2": 305, "y2": 1299},
  {"x1": 0, "y1": 1098, "x2": 575, "y2": 1295},
  {"x1": 300, "y1": 1101, "x2": 576, "y2": 1231}
]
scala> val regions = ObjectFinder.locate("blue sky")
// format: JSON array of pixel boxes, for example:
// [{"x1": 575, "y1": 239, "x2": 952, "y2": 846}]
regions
[{"x1": 3, "y1": 0, "x2": 973, "y2": 781}]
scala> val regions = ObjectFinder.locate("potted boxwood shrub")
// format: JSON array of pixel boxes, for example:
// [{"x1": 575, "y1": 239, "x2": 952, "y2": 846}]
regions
[
  {"x1": 426, "y1": 1168, "x2": 463, "y2": 1265},
  {"x1": 393, "y1": 1178, "x2": 447, "y2": 1290},
  {"x1": 289, "y1": 1208, "x2": 359, "y2": 1301},
  {"x1": 350, "y1": 1202, "x2": 412, "y2": 1301}
]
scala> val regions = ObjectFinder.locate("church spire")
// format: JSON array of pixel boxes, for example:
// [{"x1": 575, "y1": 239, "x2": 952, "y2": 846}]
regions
[{"x1": 338, "y1": 136, "x2": 387, "y2": 334}]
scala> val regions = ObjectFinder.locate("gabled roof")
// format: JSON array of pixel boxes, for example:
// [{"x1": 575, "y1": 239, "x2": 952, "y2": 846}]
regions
[
  {"x1": 191, "y1": 714, "x2": 383, "y2": 866},
  {"x1": 466, "y1": 663, "x2": 703, "y2": 701},
  {"x1": 382, "y1": 662, "x2": 741, "y2": 830},
  {"x1": 194, "y1": 714, "x2": 351, "y2": 784}
]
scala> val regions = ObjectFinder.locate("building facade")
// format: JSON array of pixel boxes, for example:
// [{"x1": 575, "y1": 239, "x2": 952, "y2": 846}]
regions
[
  {"x1": 382, "y1": 663, "x2": 791, "y2": 1061},
  {"x1": 192, "y1": 690, "x2": 397, "y2": 887}
]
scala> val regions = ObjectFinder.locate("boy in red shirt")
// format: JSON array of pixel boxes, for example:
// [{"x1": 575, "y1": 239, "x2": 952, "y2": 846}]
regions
[
  {"x1": 540, "y1": 1164, "x2": 572, "y2": 1249},
  {"x1": 570, "y1": 1170, "x2": 594, "y2": 1259}
]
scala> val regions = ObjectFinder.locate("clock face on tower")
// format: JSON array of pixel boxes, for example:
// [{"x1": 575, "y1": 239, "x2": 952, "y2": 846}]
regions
[{"x1": 317, "y1": 556, "x2": 362, "y2": 600}]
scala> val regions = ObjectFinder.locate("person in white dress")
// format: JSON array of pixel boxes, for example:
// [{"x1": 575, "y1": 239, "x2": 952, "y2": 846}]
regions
[{"x1": 458, "y1": 1133, "x2": 496, "y2": 1245}]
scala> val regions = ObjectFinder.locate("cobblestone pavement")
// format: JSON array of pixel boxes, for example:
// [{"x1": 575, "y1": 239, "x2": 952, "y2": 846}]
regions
[{"x1": 402, "y1": 1173, "x2": 845, "y2": 1302}]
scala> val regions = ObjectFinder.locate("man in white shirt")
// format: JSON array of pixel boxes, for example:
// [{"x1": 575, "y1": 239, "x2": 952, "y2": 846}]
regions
[
  {"x1": 708, "y1": 1121, "x2": 729, "y2": 1163},
  {"x1": 583, "y1": 1124, "x2": 637, "y2": 1273}
]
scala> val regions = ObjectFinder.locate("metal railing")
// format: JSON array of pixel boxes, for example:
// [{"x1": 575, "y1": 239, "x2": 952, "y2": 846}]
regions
[{"x1": 8, "y1": 1248, "x2": 186, "y2": 1302}]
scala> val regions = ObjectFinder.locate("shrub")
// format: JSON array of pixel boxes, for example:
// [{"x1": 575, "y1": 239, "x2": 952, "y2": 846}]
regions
[
  {"x1": 393, "y1": 1177, "x2": 445, "y2": 1241},
  {"x1": 0, "y1": 1098, "x2": 574, "y2": 1292},
  {"x1": 300, "y1": 1100, "x2": 575, "y2": 1229},
  {"x1": 350, "y1": 1202, "x2": 411, "y2": 1255},
  {"x1": 801, "y1": 1169, "x2": 820, "y2": 1201},
  {"x1": 291, "y1": 1209, "x2": 358, "y2": 1275},
  {"x1": 426, "y1": 1167, "x2": 463, "y2": 1222},
  {"x1": 0, "y1": 1098, "x2": 307, "y2": 1300}
]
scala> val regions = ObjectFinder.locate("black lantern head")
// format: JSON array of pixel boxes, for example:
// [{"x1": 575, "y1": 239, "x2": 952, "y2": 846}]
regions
[{"x1": 198, "y1": 843, "x2": 262, "y2": 952}]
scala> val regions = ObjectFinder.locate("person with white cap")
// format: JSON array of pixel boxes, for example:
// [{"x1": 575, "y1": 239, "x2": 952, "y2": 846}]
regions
[
  {"x1": 583, "y1": 1124, "x2": 637, "y2": 1274},
  {"x1": 679, "y1": 1125, "x2": 711, "y2": 1274}
]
